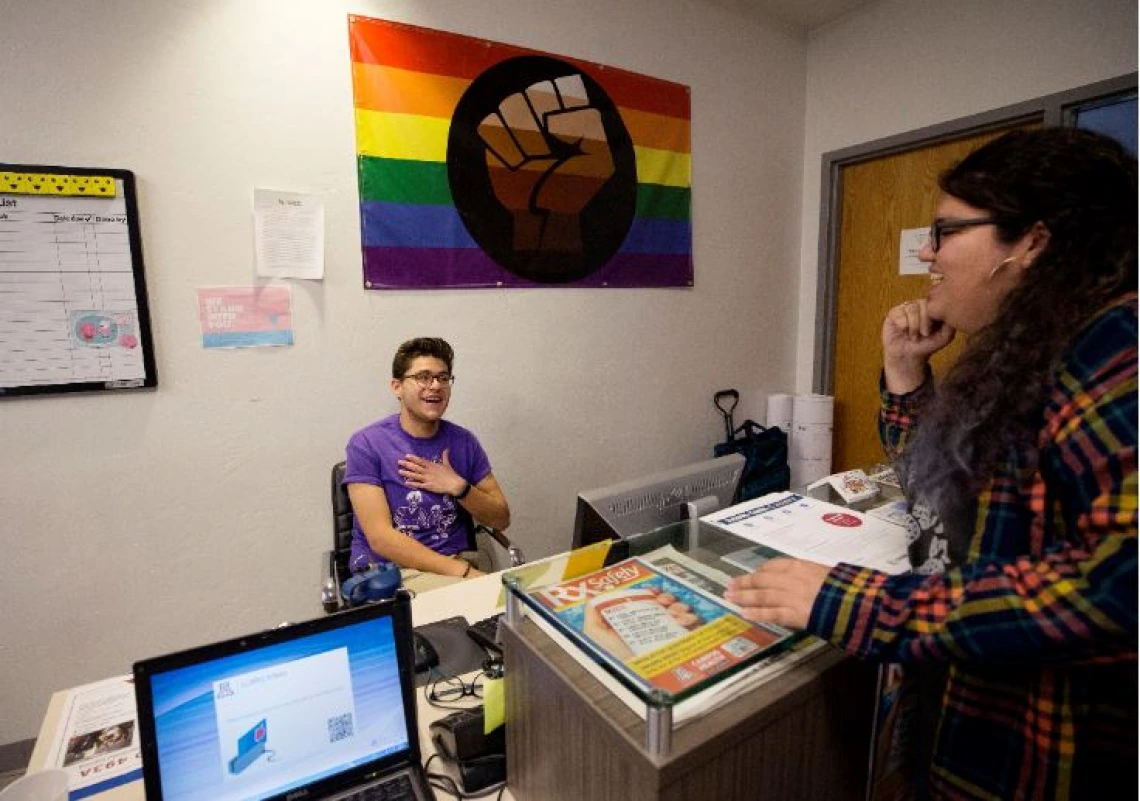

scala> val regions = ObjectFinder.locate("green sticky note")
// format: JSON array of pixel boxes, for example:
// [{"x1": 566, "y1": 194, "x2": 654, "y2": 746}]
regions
[{"x1": 483, "y1": 675, "x2": 505, "y2": 734}]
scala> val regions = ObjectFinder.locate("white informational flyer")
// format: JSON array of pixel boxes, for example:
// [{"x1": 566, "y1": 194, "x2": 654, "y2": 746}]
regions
[
  {"x1": 703, "y1": 492, "x2": 910, "y2": 575},
  {"x1": 42, "y1": 674, "x2": 143, "y2": 797},
  {"x1": 253, "y1": 188, "x2": 325, "y2": 279},
  {"x1": 898, "y1": 226, "x2": 930, "y2": 275}
]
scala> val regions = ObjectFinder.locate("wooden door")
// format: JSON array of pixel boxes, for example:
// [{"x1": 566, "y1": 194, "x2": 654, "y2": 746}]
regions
[{"x1": 830, "y1": 123, "x2": 1038, "y2": 471}]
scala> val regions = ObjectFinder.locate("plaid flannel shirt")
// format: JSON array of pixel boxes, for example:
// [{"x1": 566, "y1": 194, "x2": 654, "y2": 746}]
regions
[{"x1": 809, "y1": 295, "x2": 1138, "y2": 800}]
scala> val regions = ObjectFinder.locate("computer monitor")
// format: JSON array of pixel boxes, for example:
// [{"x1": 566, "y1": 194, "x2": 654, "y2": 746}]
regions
[{"x1": 571, "y1": 453, "x2": 746, "y2": 549}]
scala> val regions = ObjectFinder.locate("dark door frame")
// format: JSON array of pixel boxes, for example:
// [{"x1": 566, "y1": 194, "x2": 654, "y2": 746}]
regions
[{"x1": 812, "y1": 72, "x2": 1137, "y2": 394}]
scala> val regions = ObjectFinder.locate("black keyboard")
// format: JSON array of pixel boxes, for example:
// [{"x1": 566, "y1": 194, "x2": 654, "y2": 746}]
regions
[
  {"x1": 340, "y1": 772, "x2": 419, "y2": 801},
  {"x1": 466, "y1": 613, "x2": 502, "y2": 653}
]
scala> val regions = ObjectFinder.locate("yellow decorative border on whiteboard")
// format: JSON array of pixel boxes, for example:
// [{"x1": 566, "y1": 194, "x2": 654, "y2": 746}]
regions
[{"x1": 0, "y1": 172, "x2": 117, "y2": 197}]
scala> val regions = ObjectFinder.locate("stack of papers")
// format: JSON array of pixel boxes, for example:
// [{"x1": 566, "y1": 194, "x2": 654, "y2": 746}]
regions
[{"x1": 702, "y1": 492, "x2": 910, "y2": 574}]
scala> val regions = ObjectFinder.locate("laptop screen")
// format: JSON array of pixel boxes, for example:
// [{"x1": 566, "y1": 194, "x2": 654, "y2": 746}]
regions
[{"x1": 134, "y1": 599, "x2": 418, "y2": 801}]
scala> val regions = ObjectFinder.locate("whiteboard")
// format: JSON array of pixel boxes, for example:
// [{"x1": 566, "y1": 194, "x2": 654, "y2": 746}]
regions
[{"x1": 0, "y1": 165, "x2": 157, "y2": 397}]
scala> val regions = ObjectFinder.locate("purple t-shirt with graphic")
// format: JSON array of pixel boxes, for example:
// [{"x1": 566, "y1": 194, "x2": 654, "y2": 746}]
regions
[{"x1": 343, "y1": 414, "x2": 492, "y2": 572}]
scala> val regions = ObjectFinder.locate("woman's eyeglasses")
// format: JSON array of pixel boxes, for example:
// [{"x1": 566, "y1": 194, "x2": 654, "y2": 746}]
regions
[
  {"x1": 403, "y1": 371, "x2": 455, "y2": 388},
  {"x1": 928, "y1": 216, "x2": 1004, "y2": 252}
]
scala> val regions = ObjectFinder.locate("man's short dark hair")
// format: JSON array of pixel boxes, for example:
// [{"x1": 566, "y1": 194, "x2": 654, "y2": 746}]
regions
[{"x1": 392, "y1": 337, "x2": 454, "y2": 378}]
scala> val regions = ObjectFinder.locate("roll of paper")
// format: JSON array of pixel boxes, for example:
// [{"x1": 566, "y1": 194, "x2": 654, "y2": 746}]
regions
[
  {"x1": 789, "y1": 394, "x2": 834, "y2": 489},
  {"x1": 765, "y1": 393, "x2": 794, "y2": 434}
]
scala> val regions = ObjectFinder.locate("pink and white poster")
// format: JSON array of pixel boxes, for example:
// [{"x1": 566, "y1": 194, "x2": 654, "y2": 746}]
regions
[{"x1": 197, "y1": 286, "x2": 294, "y2": 349}]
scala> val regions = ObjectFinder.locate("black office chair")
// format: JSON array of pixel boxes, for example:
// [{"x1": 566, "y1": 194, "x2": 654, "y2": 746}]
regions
[{"x1": 321, "y1": 461, "x2": 524, "y2": 613}]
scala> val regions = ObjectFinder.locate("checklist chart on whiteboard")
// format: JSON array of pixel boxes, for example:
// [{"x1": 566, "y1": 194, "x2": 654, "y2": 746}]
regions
[{"x1": 0, "y1": 166, "x2": 156, "y2": 397}]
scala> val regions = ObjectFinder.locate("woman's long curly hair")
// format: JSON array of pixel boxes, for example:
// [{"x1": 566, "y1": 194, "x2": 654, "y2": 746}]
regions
[{"x1": 901, "y1": 128, "x2": 1137, "y2": 550}]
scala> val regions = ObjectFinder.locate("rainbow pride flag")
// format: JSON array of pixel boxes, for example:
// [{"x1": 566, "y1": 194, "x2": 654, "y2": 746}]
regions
[{"x1": 349, "y1": 16, "x2": 692, "y2": 288}]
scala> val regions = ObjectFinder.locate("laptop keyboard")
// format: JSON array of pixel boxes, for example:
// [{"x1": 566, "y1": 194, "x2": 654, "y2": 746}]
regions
[{"x1": 340, "y1": 773, "x2": 419, "y2": 801}]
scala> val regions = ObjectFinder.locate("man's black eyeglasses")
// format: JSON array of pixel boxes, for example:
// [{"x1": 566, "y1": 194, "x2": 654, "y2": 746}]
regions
[
  {"x1": 928, "y1": 216, "x2": 1004, "y2": 252},
  {"x1": 403, "y1": 372, "x2": 454, "y2": 388}
]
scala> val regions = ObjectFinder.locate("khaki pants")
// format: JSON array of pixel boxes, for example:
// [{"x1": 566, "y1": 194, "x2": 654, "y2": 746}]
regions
[{"x1": 399, "y1": 533, "x2": 497, "y2": 594}]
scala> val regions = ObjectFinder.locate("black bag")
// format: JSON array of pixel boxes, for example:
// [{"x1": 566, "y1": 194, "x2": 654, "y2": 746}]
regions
[{"x1": 713, "y1": 390, "x2": 790, "y2": 503}]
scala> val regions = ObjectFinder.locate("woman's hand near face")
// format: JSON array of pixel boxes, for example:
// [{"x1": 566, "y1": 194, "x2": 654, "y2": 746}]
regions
[{"x1": 882, "y1": 299, "x2": 956, "y2": 394}]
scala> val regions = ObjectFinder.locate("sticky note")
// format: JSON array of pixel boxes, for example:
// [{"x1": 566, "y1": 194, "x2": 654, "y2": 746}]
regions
[
  {"x1": 483, "y1": 675, "x2": 505, "y2": 734},
  {"x1": 562, "y1": 540, "x2": 612, "y2": 579}
]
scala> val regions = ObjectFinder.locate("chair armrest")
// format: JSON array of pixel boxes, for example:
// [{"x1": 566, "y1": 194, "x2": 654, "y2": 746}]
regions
[
  {"x1": 479, "y1": 525, "x2": 512, "y2": 551},
  {"x1": 320, "y1": 549, "x2": 341, "y2": 614},
  {"x1": 476, "y1": 525, "x2": 525, "y2": 567}
]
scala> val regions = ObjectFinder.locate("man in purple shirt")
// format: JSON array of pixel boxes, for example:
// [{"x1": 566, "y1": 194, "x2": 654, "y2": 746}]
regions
[{"x1": 344, "y1": 338, "x2": 510, "y2": 589}]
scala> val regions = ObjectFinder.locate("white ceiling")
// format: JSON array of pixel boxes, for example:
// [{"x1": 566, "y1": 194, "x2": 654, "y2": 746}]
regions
[{"x1": 703, "y1": 0, "x2": 879, "y2": 30}]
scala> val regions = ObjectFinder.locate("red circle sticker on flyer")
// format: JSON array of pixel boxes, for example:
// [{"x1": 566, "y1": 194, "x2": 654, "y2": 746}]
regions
[{"x1": 821, "y1": 512, "x2": 862, "y2": 527}]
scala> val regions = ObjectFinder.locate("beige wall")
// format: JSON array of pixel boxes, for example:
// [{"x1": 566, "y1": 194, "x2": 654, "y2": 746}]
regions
[{"x1": 0, "y1": 0, "x2": 805, "y2": 742}]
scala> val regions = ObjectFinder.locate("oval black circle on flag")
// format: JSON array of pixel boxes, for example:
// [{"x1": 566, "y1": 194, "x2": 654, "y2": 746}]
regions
[{"x1": 447, "y1": 56, "x2": 637, "y2": 284}]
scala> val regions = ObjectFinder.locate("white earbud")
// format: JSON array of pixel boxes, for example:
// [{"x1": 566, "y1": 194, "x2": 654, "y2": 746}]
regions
[{"x1": 988, "y1": 256, "x2": 1015, "y2": 281}]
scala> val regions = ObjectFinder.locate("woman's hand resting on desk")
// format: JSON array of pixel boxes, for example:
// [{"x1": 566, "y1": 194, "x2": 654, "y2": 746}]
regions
[{"x1": 723, "y1": 558, "x2": 831, "y2": 630}]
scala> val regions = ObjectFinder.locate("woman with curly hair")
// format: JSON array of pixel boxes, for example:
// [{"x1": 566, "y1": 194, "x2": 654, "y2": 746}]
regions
[{"x1": 726, "y1": 127, "x2": 1137, "y2": 800}]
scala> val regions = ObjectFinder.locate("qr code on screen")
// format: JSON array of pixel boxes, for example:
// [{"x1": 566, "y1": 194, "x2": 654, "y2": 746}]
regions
[{"x1": 327, "y1": 713, "x2": 354, "y2": 743}]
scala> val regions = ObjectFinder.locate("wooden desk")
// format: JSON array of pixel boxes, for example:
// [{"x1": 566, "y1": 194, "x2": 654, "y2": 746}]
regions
[{"x1": 502, "y1": 616, "x2": 876, "y2": 801}]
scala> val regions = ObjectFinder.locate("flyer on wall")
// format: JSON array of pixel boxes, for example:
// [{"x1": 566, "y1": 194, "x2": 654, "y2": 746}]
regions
[{"x1": 41, "y1": 674, "x2": 142, "y2": 798}]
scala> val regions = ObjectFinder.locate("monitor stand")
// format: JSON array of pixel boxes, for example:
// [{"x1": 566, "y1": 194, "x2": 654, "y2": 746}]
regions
[{"x1": 684, "y1": 494, "x2": 721, "y2": 550}]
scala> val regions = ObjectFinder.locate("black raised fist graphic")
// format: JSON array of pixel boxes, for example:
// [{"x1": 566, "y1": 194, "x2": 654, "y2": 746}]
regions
[
  {"x1": 448, "y1": 56, "x2": 636, "y2": 283},
  {"x1": 477, "y1": 74, "x2": 615, "y2": 254}
]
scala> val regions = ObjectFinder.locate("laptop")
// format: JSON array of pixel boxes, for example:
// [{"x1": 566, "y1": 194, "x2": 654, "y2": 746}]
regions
[{"x1": 133, "y1": 591, "x2": 433, "y2": 801}]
